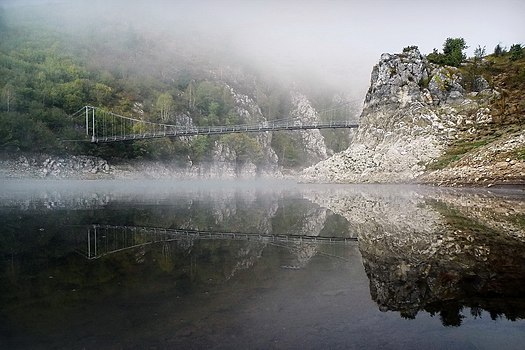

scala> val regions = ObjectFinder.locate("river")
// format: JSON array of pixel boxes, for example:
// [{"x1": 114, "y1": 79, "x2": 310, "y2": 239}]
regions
[{"x1": 1, "y1": 180, "x2": 524, "y2": 349}]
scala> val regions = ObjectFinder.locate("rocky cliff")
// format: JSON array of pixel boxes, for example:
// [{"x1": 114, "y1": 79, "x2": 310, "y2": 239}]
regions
[
  {"x1": 301, "y1": 47, "x2": 516, "y2": 184},
  {"x1": 290, "y1": 92, "x2": 329, "y2": 163}
]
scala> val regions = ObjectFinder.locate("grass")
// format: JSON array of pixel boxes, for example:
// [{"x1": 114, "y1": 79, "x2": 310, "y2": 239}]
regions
[
  {"x1": 511, "y1": 147, "x2": 525, "y2": 161},
  {"x1": 426, "y1": 139, "x2": 492, "y2": 170}
]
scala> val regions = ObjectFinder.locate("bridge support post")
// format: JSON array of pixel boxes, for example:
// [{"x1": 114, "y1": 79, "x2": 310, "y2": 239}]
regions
[
  {"x1": 85, "y1": 106, "x2": 89, "y2": 136},
  {"x1": 91, "y1": 107, "x2": 96, "y2": 143}
]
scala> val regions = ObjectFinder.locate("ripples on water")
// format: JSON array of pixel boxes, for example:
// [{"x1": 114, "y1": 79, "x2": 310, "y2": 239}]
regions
[{"x1": 0, "y1": 180, "x2": 524, "y2": 349}]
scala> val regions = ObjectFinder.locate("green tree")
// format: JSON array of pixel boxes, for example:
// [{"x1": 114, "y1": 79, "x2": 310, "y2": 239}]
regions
[
  {"x1": 271, "y1": 132, "x2": 306, "y2": 168},
  {"x1": 403, "y1": 45, "x2": 419, "y2": 53},
  {"x1": 493, "y1": 44, "x2": 504, "y2": 56},
  {"x1": 189, "y1": 136, "x2": 209, "y2": 161},
  {"x1": 442, "y1": 37, "x2": 468, "y2": 67},
  {"x1": 193, "y1": 81, "x2": 234, "y2": 125},
  {"x1": 473, "y1": 45, "x2": 486, "y2": 62},
  {"x1": 427, "y1": 37, "x2": 468, "y2": 67},
  {"x1": 221, "y1": 133, "x2": 263, "y2": 165},
  {"x1": 93, "y1": 83, "x2": 112, "y2": 106},
  {"x1": 1, "y1": 83, "x2": 15, "y2": 112},
  {"x1": 156, "y1": 92, "x2": 174, "y2": 122},
  {"x1": 509, "y1": 44, "x2": 524, "y2": 61}
]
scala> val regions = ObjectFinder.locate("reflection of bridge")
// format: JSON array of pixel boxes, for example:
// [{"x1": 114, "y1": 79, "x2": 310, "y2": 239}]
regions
[
  {"x1": 78, "y1": 225, "x2": 358, "y2": 260},
  {"x1": 70, "y1": 105, "x2": 359, "y2": 143}
]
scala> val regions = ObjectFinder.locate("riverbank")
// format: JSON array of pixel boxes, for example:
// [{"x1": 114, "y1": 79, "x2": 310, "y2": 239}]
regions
[
  {"x1": 2, "y1": 151, "x2": 524, "y2": 188},
  {"x1": 0, "y1": 153, "x2": 293, "y2": 180}
]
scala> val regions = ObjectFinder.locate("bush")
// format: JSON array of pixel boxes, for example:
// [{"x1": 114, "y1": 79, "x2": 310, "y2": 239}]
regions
[
  {"x1": 509, "y1": 44, "x2": 524, "y2": 61},
  {"x1": 427, "y1": 49, "x2": 445, "y2": 65},
  {"x1": 403, "y1": 45, "x2": 419, "y2": 53},
  {"x1": 473, "y1": 45, "x2": 486, "y2": 61},
  {"x1": 493, "y1": 44, "x2": 505, "y2": 56},
  {"x1": 427, "y1": 38, "x2": 468, "y2": 67}
]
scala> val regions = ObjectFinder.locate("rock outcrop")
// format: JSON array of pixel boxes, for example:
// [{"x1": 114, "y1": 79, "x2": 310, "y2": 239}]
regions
[
  {"x1": 301, "y1": 48, "x2": 496, "y2": 183},
  {"x1": 0, "y1": 154, "x2": 111, "y2": 179},
  {"x1": 211, "y1": 86, "x2": 280, "y2": 176},
  {"x1": 290, "y1": 91, "x2": 329, "y2": 164}
]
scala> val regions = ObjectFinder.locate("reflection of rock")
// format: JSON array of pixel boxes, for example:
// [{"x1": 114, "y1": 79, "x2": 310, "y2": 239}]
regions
[
  {"x1": 0, "y1": 190, "x2": 113, "y2": 212},
  {"x1": 298, "y1": 206, "x2": 328, "y2": 237},
  {"x1": 226, "y1": 241, "x2": 266, "y2": 280},
  {"x1": 304, "y1": 185, "x2": 525, "y2": 324},
  {"x1": 304, "y1": 186, "x2": 443, "y2": 257},
  {"x1": 281, "y1": 242, "x2": 320, "y2": 270},
  {"x1": 429, "y1": 189, "x2": 525, "y2": 242},
  {"x1": 267, "y1": 202, "x2": 335, "y2": 269}
]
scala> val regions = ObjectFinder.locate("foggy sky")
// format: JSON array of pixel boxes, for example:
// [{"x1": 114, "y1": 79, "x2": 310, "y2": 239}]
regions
[{"x1": 3, "y1": 0, "x2": 524, "y2": 99}]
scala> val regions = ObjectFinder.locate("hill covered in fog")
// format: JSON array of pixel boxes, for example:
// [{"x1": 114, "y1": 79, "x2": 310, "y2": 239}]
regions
[
  {"x1": 0, "y1": 2, "x2": 359, "y2": 175},
  {"x1": 1, "y1": 2, "x2": 524, "y2": 184}
]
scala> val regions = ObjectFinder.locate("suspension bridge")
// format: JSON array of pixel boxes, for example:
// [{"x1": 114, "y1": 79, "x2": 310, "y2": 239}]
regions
[
  {"x1": 70, "y1": 104, "x2": 359, "y2": 143},
  {"x1": 77, "y1": 224, "x2": 358, "y2": 260}
]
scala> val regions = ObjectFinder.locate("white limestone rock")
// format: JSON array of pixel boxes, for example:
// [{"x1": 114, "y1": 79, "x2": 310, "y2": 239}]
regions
[
  {"x1": 290, "y1": 91, "x2": 328, "y2": 164},
  {"x1": 301, "y1": 47, "x2": 496, "y2": 183}
]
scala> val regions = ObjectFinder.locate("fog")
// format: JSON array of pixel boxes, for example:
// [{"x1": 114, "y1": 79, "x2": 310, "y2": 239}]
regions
[{"x1": 2, "y1": 0, "x2": 524, "y2": 99}]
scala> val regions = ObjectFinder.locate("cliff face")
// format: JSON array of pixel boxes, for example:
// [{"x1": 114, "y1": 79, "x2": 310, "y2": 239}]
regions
[
  {"x1": 301, "y1": 48, "x2": 496, "y2": 183},
  {"x1": 209, "y1": 86, "x2": 280, "y2": 177},
  {"x1": 210, "y1": 89, "x2": 330, "y2": 176},
  {"x1": 290, "y1": 92, "x2": 329, "y2": 164}
]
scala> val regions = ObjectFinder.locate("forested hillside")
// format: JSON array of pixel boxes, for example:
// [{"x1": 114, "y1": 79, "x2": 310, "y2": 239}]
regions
[{"x1": 0, "y1": 4, "x2": 354, "y2": 168}]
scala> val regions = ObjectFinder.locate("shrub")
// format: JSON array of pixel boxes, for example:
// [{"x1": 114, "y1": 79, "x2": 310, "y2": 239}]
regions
[
  {"x1": 442, "y1": 38, "x2": 468, "y2": 67},
  {"x1": 493, "y1": 44, "x2": 505, "y2": 56},
  {"x1": 427, "y1": 48, "x2": 445, "y2": 65},
  {"x1": 509, "y1": 44, "x2": 524, "y2": 61},
  {"x1": 473, "y1": 45, "x2": 486, "y2": 61},
  {"x1": 427, "y1": 38, "x2": 467, "y2": 67},
  {"x1": 403, "y1": 45, "x2": 419, "y2": 53}
]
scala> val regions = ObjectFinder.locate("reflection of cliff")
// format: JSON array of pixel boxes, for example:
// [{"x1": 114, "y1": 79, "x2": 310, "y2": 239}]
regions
[
  {"x1": 429, "y1": 189, "x2": 525, "y2": 243},
  {"x1": 0, "y1": 190, "x2": 113, "y2": 212},
  {"x1": 304, "y1": 185, "x2": 525, "y2": 325}
]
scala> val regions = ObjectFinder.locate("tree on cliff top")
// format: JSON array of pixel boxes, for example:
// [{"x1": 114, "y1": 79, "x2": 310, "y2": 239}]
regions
[{"x1": 427, "y1": 37, "x2": 468, "y2": 67}]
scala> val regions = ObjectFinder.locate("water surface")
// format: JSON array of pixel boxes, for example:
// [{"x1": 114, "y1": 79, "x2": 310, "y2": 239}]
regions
[{"x1": 1, "y1": 180, "x2": 524, "y2": 349}]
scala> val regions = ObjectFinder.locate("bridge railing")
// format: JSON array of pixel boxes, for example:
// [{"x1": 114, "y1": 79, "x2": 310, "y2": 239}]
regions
[{"x1": 79, "y1": 105, "x2": 359, "y2": 143}]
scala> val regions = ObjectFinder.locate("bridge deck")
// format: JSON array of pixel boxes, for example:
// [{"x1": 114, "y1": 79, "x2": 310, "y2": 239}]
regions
[
  {"x1": 91, "y1": 121, "x2": 359, "y2": 143},
  {"x1": 72, "y1": 105, "x2": 359, "y2": 143}
]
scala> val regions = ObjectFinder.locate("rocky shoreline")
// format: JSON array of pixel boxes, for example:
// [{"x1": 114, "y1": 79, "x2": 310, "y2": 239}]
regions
[
  {"x1": 0, "y1": 153, "x2": 293, "y2": 180},
  {"x1": 0, "y1": 154, "x2": 111, "y2": 180},
  {"x1": 2, "y1": 151, "x2": 525, "y2": 187}
]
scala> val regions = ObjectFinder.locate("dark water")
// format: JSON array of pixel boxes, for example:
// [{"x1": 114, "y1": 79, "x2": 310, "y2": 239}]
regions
[{"x1": 1, "y1": 180, "x2": 525, "y2": 349}]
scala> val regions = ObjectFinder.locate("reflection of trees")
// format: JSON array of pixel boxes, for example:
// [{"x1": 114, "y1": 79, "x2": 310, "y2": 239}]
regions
[{"x1": 304, "y1": 185, "x2": 525, "y2": 326}]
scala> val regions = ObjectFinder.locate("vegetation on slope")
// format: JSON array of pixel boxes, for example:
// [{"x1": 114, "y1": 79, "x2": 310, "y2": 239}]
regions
[
  {"x1": 0, "y1": 6, "x2": 350, "y2": 168},
  {"x1": 425, "y1": 39, "x2": 525, "y2": 172}
]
